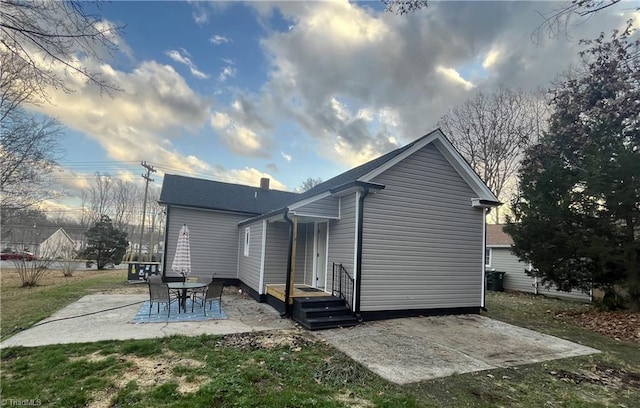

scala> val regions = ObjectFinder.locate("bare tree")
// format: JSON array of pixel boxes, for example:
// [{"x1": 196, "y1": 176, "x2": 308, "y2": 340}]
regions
[
  {"x1": 383, "y1": 1, "x2": 634, "y2": 47},
  {"x1": 298, "y1": 177, "x2": 323, "y2": 192},
  {"x1": 532, "y1": 1, "x2": 629, "y2": 44},
  {"x1": 0, "y1": 109, "x2": 63, "y2": 211},
  {"x1": 0, "y1": 0, "x2": 122, "y2": 118},
  {"x1": 383, "y1": 0, "x2": 429, "y2": 15},
  {"x1": 438, "y1": 87, "x2": 549, "y2": 223},
  {"x1": 112, "y1": 179, "x2": 139, "y2": 230},
  {"x1": 0, "y1": 50, "x2": 39, "y2": 122},
  {"x1": 88, "y1": 172, "x2": 114, "y2": 221}
]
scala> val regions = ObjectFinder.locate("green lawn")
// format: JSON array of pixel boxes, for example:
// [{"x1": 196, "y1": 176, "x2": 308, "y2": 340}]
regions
[{"x1": 1, "y1": 273, "x2": 638, "y2": 407}]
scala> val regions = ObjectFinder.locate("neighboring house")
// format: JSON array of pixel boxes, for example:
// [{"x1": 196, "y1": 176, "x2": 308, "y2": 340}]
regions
[
  {"x1": 38, "y1": 228, "x2": 75, "y2": 259},
  {"x1": 486, "y1": 224, "x2": 591, "y2": 302},
  {"x1": 160, "y1": 129, "x2": 500, "y2": 328}
]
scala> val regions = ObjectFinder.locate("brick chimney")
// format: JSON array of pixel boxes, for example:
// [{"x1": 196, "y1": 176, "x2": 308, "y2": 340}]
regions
[{"x1": 260, "y1": 177, "x2": 270, "y2": 190}]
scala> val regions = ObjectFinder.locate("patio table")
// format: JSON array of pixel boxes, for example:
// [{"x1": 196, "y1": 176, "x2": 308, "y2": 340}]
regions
[{"x1": 167, "y1": 282, "x2": 208, "y2": 312}]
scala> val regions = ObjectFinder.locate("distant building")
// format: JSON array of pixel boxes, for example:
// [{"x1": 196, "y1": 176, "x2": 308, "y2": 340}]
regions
[
  {"x1": 486, "y1": 224, "x2": 591, "y2": 302},
  {"x1": 39, "y1": 228, "x2": 76, "y2": 259}
]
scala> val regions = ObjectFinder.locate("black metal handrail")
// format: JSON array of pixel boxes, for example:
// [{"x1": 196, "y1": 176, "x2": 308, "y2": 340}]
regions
[{"x1": 332, "y1": 262, "x2": 354, "y2": 310}]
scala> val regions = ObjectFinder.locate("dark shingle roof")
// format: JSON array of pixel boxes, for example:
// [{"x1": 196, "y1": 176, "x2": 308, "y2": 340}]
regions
[
  {"x1": 161, "y1": 130, "x2": 443, "y2": 217},
  {"x1": 159, "y1": 174, "x2": 299, "y2": 215}
]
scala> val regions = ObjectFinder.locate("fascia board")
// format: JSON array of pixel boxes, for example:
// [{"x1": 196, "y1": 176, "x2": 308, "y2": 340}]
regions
[
  {"x1": 287, "y1": 191, "x2": 333, "y2": 211},
  {"x1": 289, "y1": 212, "x2": 340, "y2": 220},
  {"x1": 358, "y1": 132, "x2": 439, "y2": 182},
  {"x1": 358, "y1": 129, "x2": 499, "y2": 202}
]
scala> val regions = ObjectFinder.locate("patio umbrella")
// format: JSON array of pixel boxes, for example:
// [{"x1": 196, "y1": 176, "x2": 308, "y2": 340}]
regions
[{"x1": 171, "y1": 224, "x2": 191, "y2": 278}]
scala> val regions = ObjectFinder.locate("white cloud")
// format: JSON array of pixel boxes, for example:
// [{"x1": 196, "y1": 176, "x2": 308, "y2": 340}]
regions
[
  {"x1": 210, "y1": 34, "x2": 232, "y2": 45},
  {"x1": 218, "y1": 66, "x2": 236, "y2": 81},
  {"x1": 95, "y1": 20, "x2": 134, "y2": 59},
  {"x1": 333, "y1": 136, "x2": 383, "y2": 168},
  {"x1": 482, "y1": 48, "x2": 501, "y2": 69},
  {"x1": 28, "y1": 57, "x2": 213, "y2": 178},
  {"x1": 281, "y1": 152, "x2": 292, "y2": 162},
  {"x1": 248, "y1": 0, "x2": 631, "y2": 168},
  {"x1": 189, "y1": 0, "x2": 209, "y2": 25},
  {"x1": 210, "y1": 110, "x2": 266, "y2": 157},
  {"x1": 436, "y1": 66, "x2": 475, "y2": 90},
  {"x1": 210, "y1": 112, "x2": 231, "y2": 129},
  {"x1": 193, "y1": 11, "x2": 208, "y2": 25},
  {"x1": 211, "y1": 166, "x2": 287, "y2": 190},
  {"x1": 166, "y1": 49, "x2": 209, "y2": 79}
]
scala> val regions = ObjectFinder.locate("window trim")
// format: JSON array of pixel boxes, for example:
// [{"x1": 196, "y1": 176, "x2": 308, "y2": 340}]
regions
[
  {"x1": 243, "y1": 227, "x2": 250, "y2": 257},
  {"x1": 485, "y1": 247, "x2": 492, "y2": 267}
]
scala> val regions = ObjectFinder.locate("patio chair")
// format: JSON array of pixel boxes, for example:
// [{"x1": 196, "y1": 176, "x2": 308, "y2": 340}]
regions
[
  {"x1": 147, "y1": 275, "x2": 163, "y2": 284},
  {"x1": 148, "y1": 281, "x2": 178, "y2": 316},
  {"x1": 192, "y1": 281, "x2": 224, "y2": 315},
  {"x1": 187, "y1": 276, "x2": 207, "y2": 300}
]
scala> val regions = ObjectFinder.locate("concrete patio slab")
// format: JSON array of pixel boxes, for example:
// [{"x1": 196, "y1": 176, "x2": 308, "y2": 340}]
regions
[
  {"x1": 1, "y1": 292, "x2": 294, "y2": 348},
  {"x1": 314, "y1": 314, "x2": 600, "y2": 384},
  {"x1": 2, "y1": 295, "x2": 599, "y2": 385}
]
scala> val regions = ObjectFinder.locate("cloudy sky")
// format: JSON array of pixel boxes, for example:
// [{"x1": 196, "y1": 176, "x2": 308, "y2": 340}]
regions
[{"x1": 29, "y1": 0, "x2": 638, "y2": 214}]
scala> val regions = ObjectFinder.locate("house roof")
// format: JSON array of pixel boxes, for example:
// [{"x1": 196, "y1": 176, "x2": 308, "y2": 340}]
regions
[
  {"x1": 159, "y1": 174, "x2": 299, "y2": 215},
  {"x1": 288, "y1": 139, "x2": 417, "y2": 203},
  {"x1": 160, "y1": 129, "x2": 500, "y2": 220},
  {"x1": 288, "y1": 128, "x2": 498, "y2": 205},
  {"x1": 486, "y1": 224, "x2": 514, "y2": 246},
  {"x1": 40, "y1": 228, "x2": 74, "y2": 245}
]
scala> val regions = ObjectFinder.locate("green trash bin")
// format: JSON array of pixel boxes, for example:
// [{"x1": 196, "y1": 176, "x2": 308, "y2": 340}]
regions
[{"x1": 486, "y1": 271, "x2": 505, "y2": 291}]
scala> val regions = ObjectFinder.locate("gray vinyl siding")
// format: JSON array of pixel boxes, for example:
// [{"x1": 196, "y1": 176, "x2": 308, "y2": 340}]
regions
[
  {"x1": 490, "y1": 247, "x2": 591, "y2": 302},
  {"x1": 165, "y1": 207, "x2": 247, "y2": 281},
  {"x1": 328, "y1": 194, "x2": 357, "y2": 289},
  {"x1": 294, "y1": 196, "x2": 339, "y2": 218},
  {"x1": 489, "y1": 247, "x2": 534, "y2": 293},
  {"x1": 237, "y1": 221, "x2": 264, "y2": 293},
  {"x1": 263, "y1": 222, "x2": 289, "y2": 287},
  {"x1": 361, "y1": 143, "x2": 484, "y2": 311}
]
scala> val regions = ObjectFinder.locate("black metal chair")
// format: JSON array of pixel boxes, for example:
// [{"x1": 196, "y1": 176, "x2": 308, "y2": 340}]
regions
[
  {"x1": 148, "y1": 281, "x2": 178, "y2": 316},
  {"x1": 192, "y1": 281, "x2": 224, "y2": 315}
]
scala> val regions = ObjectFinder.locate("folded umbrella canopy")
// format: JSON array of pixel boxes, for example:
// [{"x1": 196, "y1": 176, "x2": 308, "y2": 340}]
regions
[{"x1": 171, "y1": 224, "x2": 191, "y2": 277}]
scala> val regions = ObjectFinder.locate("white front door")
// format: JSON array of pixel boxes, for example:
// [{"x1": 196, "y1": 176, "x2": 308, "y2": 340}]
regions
[{"x1": 314, "y1": 222, "x2": 328, "y2": 290}]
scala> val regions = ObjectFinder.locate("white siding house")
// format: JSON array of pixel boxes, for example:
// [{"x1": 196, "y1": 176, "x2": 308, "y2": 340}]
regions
[
  {"x1": 160, "y1": 129, "x2": 501, "y2": 326},
  {"x1": 486, "y1": 224, "x2": 591, "y2": 302}
]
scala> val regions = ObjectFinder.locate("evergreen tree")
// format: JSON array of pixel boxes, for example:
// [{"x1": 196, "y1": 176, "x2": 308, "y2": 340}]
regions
[
  {"x1": 506, "y1": 24, "x2": 640, "y2": 310},
  {"x1": 84, "y1": 215, "x2": 128, "y2": 270}
]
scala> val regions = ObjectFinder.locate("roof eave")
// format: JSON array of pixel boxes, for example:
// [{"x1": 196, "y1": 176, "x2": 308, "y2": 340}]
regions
[
  {"x1": 329, "y1": 180, "x2": 386, "y2": 196},
  {"x1": 472, "y1": 198, "x2": 502, "y2": 208}
]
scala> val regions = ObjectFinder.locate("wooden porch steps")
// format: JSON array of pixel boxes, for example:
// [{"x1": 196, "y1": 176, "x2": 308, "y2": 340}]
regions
[{"x1": 292, "y1": 296, "x2": 358, "y2": 331}]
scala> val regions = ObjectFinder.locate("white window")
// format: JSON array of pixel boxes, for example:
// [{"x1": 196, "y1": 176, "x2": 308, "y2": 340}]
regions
[
  {"x1": 485, "y1": 248, "x2": 492, "y2": 267},
  {"x1": 244, "y1": 227, "x2": 250, "y2": 257}
]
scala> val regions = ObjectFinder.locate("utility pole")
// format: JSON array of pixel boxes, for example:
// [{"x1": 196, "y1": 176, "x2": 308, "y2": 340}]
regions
[{"x1": 138, "y1": 161, "x2": 156, "y2": 261}]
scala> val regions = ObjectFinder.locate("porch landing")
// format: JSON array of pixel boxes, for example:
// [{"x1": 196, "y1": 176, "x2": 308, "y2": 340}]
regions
[{"x1": 266, "y1": 284, "x2": 329, "y2": 304}]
